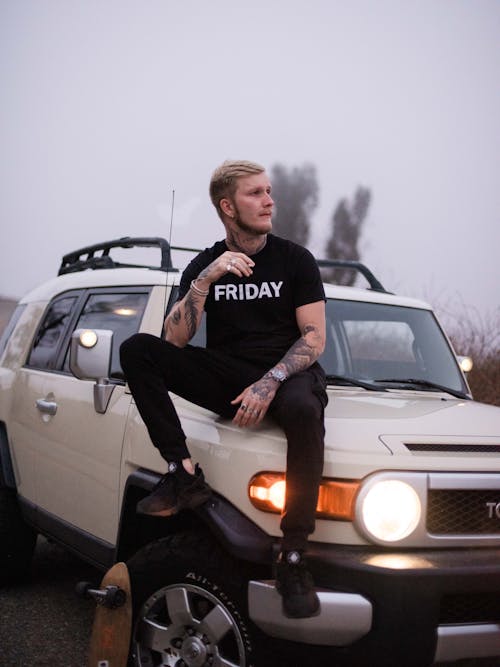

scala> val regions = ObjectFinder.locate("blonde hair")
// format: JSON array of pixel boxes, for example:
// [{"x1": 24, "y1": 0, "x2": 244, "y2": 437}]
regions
[{"x1": 209, "y1": 160, "x2": 265, "y2": 218}]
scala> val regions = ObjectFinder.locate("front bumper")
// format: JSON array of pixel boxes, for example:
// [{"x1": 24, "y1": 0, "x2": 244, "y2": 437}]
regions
[{"x1": 248, "y1": 543, "x2": 500, "y2": 666}]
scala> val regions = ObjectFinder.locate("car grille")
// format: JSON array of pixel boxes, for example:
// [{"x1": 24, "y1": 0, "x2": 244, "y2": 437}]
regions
[{"x1": 428, "y1": 489, "x2": 500, "y2": 534}]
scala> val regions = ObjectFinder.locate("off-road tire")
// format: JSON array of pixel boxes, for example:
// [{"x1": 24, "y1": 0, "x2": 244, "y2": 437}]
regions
[
  {"x1": 127, "y1": 530, "x2": 265, "y2": 667},
  {"x1": 0, "y1": 487, "x2": 37, "y2": 585}
]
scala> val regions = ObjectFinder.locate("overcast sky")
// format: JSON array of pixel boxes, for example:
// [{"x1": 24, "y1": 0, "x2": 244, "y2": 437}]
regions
[{"x1": 1, "y1": 0, "x2": 499, "y2": 327}]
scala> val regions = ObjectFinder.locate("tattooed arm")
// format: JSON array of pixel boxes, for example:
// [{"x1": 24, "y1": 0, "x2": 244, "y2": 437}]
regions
[
  {"x1": 272, "y1": 301, "x2": 326, "y2": 377},
  {"x1": 231, "y1": 300, "x2": 326, "y2": 427},
  {"x1": 164, "y1": 288, "x2": 206, "y2": 347},
  {"x1": 164, "y1": 250, "x2": 255, "y2": 347}
]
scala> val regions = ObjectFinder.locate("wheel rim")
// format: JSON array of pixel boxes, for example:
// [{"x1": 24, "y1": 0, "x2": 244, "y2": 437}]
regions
[{"x1": 133, "y1": 582, "x2": 247, "y2": 667}]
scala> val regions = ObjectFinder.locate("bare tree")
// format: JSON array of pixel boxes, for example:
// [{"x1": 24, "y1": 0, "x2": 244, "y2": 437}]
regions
[
  {"x1": 322, "y1": 186, "x2": 371, "y2": 285},
  {"x1": 270, "y1": 163, "x2": 319, "y2": 247}
]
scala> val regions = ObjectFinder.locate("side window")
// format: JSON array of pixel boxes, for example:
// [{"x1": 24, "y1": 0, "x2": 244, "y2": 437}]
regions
[
  {"x1": 65, "y1": 291, "x2": 149, "y2": 379},
  {"x1": 27, "y1": 296, "x2": 78, "y2": 370},
  {"x1": 0, "y1": 304, "x2": 26, "y2": 360}
]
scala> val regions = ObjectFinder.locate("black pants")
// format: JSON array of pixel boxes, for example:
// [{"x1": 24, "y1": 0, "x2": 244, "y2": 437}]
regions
[{"x1": 120, "y1": 333, "x2": 327, "y2": 552}]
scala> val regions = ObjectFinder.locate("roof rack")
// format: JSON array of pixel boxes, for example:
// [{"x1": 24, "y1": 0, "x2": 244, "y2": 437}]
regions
[
  {"x1": 316, "y1": 259, "x2": 388, "y2": 293},
  {"x1": 58, "y1": 238, "x2": 388, "y2": 293},
  {"x1": 58, "y1": 237, "x2": 200, "y2": 275}
]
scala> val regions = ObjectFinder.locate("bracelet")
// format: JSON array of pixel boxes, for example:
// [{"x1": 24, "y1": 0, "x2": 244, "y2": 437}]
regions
[{"x1": 190, "y1": 279, "x2": 210, "y2": 297}]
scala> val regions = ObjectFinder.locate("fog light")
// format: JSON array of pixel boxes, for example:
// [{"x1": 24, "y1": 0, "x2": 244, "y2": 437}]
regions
[
  {"x1": 361, "y1": 480, "x2": 421, "y2": 542},
  {"x1": 79, "y1": 330, "x2": 98, "y2": 349}
]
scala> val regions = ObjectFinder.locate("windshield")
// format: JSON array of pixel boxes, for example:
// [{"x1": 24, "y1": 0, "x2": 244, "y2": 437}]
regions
[{"x1": 319, "y1": 299, "x2": 468, "y2": 395}]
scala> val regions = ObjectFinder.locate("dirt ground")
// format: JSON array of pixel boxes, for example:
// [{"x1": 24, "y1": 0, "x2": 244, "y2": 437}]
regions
[{"x1": 0, "y1": 537, "x2": 97, "y2": 667}]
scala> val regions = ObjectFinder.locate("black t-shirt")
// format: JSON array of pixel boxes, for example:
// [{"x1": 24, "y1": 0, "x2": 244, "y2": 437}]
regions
[{"x1": 178, "y1": 234, "x2": 325, "y2": 367}]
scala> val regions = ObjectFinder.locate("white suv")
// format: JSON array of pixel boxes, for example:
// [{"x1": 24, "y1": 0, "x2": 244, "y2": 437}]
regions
[{"x1": 1, "y1": 237, "x2": 500, "y2": 667}]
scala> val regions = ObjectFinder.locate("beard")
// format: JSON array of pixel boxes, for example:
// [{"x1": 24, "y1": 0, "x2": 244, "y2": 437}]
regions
[{"x1": 233, "y1": 203, "x2": 273, "y2": 236}]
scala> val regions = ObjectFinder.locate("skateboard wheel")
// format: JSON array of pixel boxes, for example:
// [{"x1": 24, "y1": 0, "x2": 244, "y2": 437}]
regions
[
  {"x1": 103, "y1": 585, "x2": 127, "y2": 608},
  {"x1": 75, "y1": 581, "x2": 93, "y2": 598}
]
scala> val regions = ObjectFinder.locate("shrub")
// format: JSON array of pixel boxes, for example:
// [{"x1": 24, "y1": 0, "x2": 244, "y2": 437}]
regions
[{"x1": 441, "y1": 303, "x2": 500, "y2": 407}]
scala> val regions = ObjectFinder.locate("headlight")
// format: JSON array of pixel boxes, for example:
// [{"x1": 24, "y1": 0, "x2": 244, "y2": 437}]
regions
[{"x1": 360, "y1": 480, "x2": 421, "y2": 542}]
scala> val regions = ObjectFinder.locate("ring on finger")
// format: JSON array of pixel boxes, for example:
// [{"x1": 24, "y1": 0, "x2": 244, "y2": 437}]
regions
[
  {"x1": 240, "y1": 404, "x2": 247, "y2": 411},
  {"x1": 226, "y1": 264, "x2": 232, "y2": 271}
]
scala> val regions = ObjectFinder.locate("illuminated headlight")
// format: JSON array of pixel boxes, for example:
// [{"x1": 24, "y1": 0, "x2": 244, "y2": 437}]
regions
[{"x1": 360, "y1": 480, "x2": 421, "y2": 542}]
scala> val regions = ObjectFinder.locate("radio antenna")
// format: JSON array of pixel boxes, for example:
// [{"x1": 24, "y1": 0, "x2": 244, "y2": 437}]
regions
[
  {"x1": 161, "y1": 189, "x2": 176, "y2": 336},
  {"x1": 168, "y1": 189, "x2": 175, "y2": 253}
]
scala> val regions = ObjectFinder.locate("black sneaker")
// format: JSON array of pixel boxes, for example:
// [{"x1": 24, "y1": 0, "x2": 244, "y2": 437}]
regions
[
  {"x1": 275, "y1": 551, "x2": 320, "y2": 618},
  {"x1": 137, "y1": 463, "x2": 212, "y2": 517}
]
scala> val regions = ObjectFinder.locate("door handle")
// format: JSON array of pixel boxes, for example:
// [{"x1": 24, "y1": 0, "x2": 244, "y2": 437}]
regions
[{"x1": 36, "y1": 398, "x2": 58, "y2": 416}]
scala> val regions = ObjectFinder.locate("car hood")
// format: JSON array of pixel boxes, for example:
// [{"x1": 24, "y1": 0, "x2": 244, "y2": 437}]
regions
[
  {"x1": 174, "y1": 389, "x2": 500, "y2": 460},
  {"x1": 322, "y1": 389, "x2": 500, "y2": 454}
]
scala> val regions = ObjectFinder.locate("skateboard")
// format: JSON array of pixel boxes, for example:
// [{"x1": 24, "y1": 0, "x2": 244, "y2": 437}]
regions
[{"x1": 77, "y1": 562, "x2": 132, "y2": 667}]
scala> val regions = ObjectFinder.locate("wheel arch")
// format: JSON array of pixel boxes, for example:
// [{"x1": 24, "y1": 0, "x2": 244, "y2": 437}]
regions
[
  {"x1": 127, "y1": 528, "x2": 266, "y2": 667},
  {"x1": 116, "y1": 468, "x2": 276, "y2": 566}
]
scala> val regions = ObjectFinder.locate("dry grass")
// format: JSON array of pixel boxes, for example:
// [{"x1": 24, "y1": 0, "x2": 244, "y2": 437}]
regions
[
  {"x1": 462, "y1": 347, "x2": 500, "y2": 407},
  {"x1": 437, "y1": 301, "x2": 500, "y2": 407}
]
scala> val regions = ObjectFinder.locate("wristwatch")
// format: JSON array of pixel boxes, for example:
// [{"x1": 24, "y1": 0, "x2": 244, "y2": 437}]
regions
[{"x1": 267, "y1": 368, "x2": 288, "y2": 383}]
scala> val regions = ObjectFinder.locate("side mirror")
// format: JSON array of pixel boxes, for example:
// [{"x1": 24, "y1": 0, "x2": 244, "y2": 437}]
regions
[
  {"x1": 70, "y1": 329, "x2": 114, "y2": 413},
  {"x1": 70, "y1": 329, "x2": 113, "y2": 380}
]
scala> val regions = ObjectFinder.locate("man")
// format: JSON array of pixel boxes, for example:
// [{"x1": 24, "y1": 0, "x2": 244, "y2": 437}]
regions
[{"x1": 120, "y1": 160, "x2": 327, "y2": 618}]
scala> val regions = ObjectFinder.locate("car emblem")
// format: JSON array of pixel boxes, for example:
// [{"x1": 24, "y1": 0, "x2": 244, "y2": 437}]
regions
[{"x1": 486, "y1": 502, "x2": 500, "y2": 519}]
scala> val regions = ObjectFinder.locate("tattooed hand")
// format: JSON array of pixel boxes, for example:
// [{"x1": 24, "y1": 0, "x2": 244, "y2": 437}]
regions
[
  {"x1": 164, "y1": 251, "x2": 255, "y2": 346},
  {"x1": 230, "y1": 304, "x2": 326, "y2": 427},
  {"x1": 231, "y1": 375, "x2": 280, "y2": 427},
  {"x1": 198, "y1": 251, "x2": 255, "y2": 284}
]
